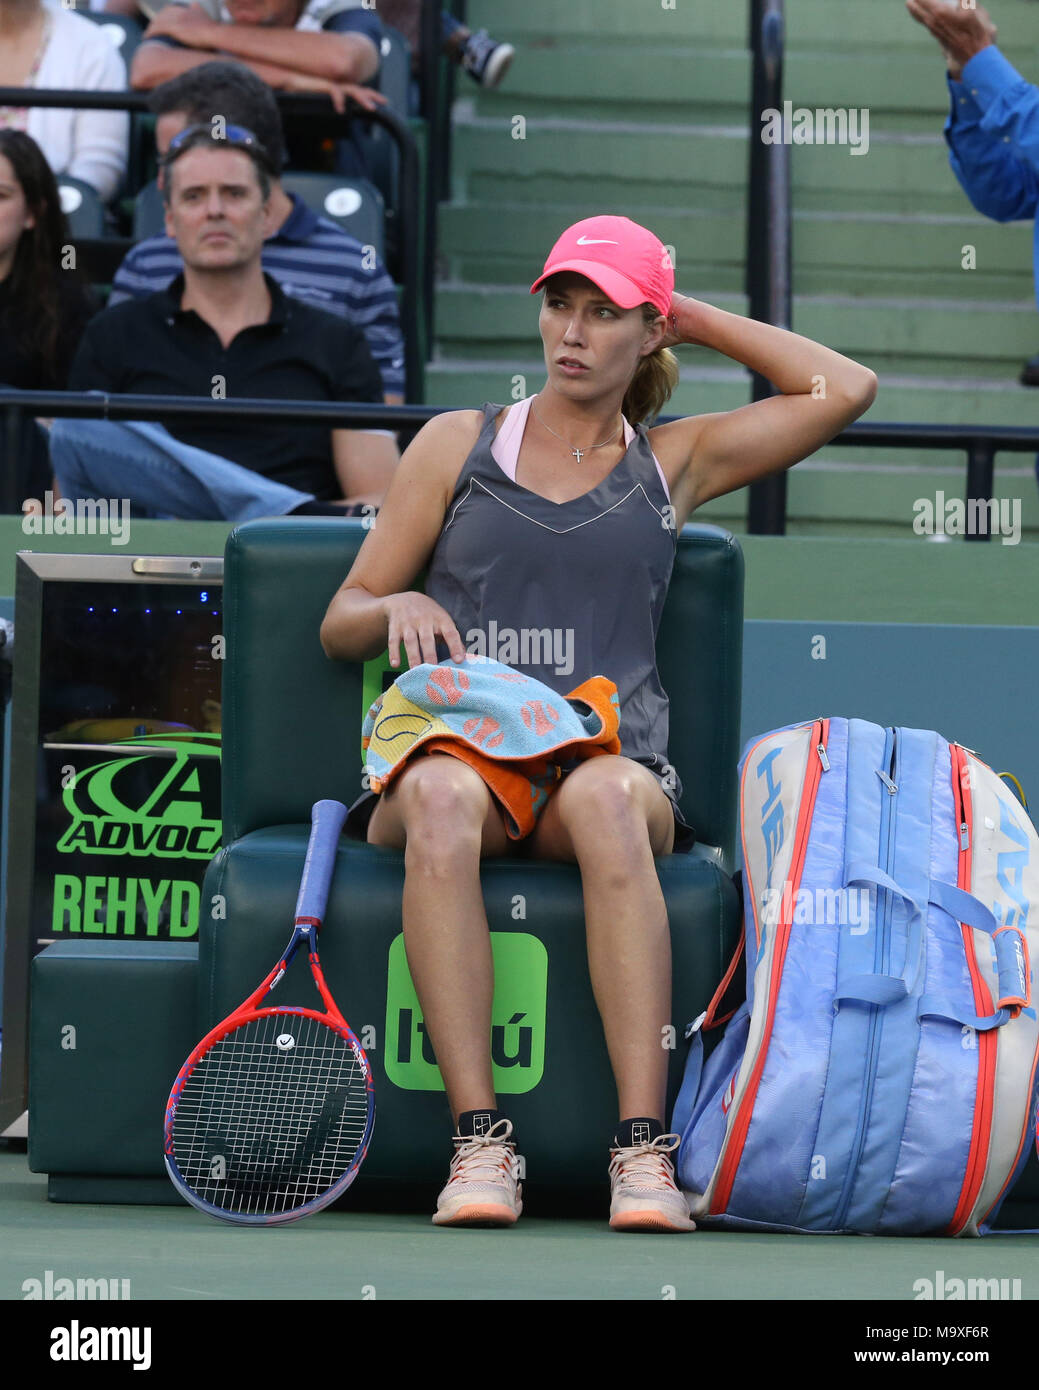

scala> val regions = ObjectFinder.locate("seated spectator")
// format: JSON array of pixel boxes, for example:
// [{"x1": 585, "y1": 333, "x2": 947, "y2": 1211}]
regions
[
  {"x1": 50, "y1": 124, "x2": 398, "y2": 520},
  {"x1": 129, "y1": 0, "x2": 386, "y2": 176},
  {"x1": 377, "y1": 3, "x2": 514, "y2": 99},
  {"x1": 110, "y1": 61, "x2": 404, "y2": 403},
  {"x1": 0, "y1": 129, "x2": 97, "y2": 500},
  {"x1": 0, "y1": 0, "x2": 129, "y2": 201}
]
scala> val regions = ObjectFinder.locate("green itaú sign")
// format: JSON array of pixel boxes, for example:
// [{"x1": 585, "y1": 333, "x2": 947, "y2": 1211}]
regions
[
  {"x1": 55, "y1": 735, "x2": 221, "y2": 859},
  {"x1": 384, "y1": 932, "x2": 548, "y2": 1094}
]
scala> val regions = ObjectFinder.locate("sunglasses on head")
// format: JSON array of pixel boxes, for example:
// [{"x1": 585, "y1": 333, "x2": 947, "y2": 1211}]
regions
[{"x1": 165, "y1": 123, "x2": 270, "y2": 161}]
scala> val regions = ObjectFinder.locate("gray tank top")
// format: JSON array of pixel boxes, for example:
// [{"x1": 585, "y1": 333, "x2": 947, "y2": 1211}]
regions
[{"x1": 425, "y1": 400, "x2": 683, "y2": 802}]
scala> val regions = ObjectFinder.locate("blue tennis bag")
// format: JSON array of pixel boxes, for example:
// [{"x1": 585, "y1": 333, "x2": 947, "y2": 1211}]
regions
[{"x1": 672, "y1": 717, "x2": 1039, "y2": 1235}]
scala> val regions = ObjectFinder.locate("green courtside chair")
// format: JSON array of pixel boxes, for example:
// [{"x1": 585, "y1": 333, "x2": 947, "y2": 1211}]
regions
[{"x1": 202, "y1": 517, "x2": 744, "y2": 1207}]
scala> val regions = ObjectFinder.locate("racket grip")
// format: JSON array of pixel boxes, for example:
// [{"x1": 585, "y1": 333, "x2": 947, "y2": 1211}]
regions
[{"x1": 294, "y1": 799, "x2": 348, "y2": 926}]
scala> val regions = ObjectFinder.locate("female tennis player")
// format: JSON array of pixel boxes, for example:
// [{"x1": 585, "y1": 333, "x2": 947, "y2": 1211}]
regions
[{"x1": 321, "y1": 214, "x2": 877, "y2": 1232}]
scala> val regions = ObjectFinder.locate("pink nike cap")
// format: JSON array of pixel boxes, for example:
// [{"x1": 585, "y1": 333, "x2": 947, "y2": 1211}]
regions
[{"x1": 530, "y1": 215, "x2": 674, "y2": 317}]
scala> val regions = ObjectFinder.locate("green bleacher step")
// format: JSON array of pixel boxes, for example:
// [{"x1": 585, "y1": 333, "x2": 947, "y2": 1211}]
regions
[
  {"x1": 434, "y1": 281, "x2": 1036, "y2": 366},
  {"x1": 471, "y1": 46, "x2": 1038, "y2": 130},
  {"x1": 423, "y1": 362, "x2": 751, "y2": 415},
  {"x1": 423, "y1": 359, "x2": 1039, "y2": 431},
  {"x1": 454, "y1": 121, "x2": 997, "y2": 216},
  {"x1": 437, "y1": 201, "x2": 1033, "y2": 305},
  {"x1": 472, "y1": 0, "x2": 1039, "y2": 48},
  {"x1": 437, "y1": 203, "x2": 745, "y2": 269},
  {"x1": 469, "y1": 0, "x2": 749, "y2": 43},
  {"x1": 452, "y1": 117, "x2": 749, "y2": 196},
  {"x1": 466, "y1": 41, "x2": 747, "y2": 107},
  {"x1": 439, "y1": 208, "x2": 1031, "y2": 278}
]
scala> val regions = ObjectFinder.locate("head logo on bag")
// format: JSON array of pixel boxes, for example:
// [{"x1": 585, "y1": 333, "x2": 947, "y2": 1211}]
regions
[
  {"x1": 756, "y1": 747, "x2": 784, "y2": 878},
  {"x1": 996, "y1": 801, "x2": 1030, "y2": 932}
]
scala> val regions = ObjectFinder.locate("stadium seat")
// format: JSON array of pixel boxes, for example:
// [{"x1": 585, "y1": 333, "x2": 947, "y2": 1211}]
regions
[
  {"x1": 131, "y1": 179, "x2": 165, "y2": 242},
  {"x1": 355, "y1": 26, "x2": 411, "y2": 218},
  {"x1": 378, "y1": 25, "x2": 412, "y2": 116},
  {"x1": 57, "y1": 177, "x2": 106, "y2": 240},
  {"x1": 280, "y1": 173, "x2": 386, "y2": 257},
  {"x1": 200, "y1": 518, "x2": 744, "y2": 1203}
]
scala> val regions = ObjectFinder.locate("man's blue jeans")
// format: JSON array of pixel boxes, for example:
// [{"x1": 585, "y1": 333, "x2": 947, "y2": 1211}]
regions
[{"x1": 50, "y1": 419, "x2": 315, "y2": 521}]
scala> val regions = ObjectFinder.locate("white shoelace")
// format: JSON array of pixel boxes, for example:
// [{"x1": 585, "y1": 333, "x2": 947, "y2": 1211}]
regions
[
  {"x1": 608, "y1": 1133, "x2": 682, "y2": 1191},
  {"x1": 447, "y1": 1119, "x2": 521, "y2": 1186}
]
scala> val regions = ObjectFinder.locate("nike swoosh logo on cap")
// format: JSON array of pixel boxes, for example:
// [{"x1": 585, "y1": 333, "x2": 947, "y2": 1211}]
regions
[{"x1": 575, "y1": 236, "x2": 618, "y2": 245}]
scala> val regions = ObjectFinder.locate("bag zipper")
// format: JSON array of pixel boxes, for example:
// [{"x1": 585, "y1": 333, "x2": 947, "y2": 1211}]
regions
[
  {"x1": 831, "y1": 727, "x2": 899, "y2": 1229},
  {"x1": 711, "y1": 718, "x2": 830, "y2": 1214},
  {"x1": 946, "y1": 743, "x2": 997, "y2": 1235}
]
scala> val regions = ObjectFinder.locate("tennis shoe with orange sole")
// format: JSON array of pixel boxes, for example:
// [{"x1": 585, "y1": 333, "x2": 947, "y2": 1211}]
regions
[
  {"x1": 432, "y1": 1118, "x2": 523, "y2": 1227},
  {"x1": 608, "y1": 1133, "x2": 696, "y2": 1232}
]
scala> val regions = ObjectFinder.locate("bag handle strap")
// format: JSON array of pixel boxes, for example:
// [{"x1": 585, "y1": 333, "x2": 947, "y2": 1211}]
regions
[
  {"x1": 699, "y1": 921, "x2": 745, "y2": 1033},
  {"x1": 835, "y1": 861, "x2": 925, "y2": 1006},
  {"x1": 919, "y1": 881, "x2": 1031, "y2": 1029},
  {"x1": 834, "y1": 867, "x2": 1029, "y2": 1027}
]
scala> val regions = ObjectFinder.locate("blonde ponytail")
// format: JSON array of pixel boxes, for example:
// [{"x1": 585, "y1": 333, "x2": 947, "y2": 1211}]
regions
[{"x1": 622, "y1": 304, "x2": 679, "y2": 425}]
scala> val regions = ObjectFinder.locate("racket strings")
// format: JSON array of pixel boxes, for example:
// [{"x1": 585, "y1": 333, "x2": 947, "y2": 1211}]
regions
[{"x1": 170, "y1": 1013, "x2": 370, "y2": 1216}]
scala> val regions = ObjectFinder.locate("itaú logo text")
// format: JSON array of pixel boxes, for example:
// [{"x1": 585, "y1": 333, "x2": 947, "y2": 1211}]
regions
[{"x1": 384, "y1": 932, "x2": 547, "y2": 1094}]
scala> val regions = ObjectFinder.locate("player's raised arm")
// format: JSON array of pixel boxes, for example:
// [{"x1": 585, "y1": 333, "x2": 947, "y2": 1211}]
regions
[{"x1": 651, "y1": 294, "x2": 877, "y2": 522}]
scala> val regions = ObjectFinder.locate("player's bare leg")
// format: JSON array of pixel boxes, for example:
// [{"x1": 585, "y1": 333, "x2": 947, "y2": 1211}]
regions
[
  {"x1": 367, "y1": 752, "x2": 508, "y2": 1120},
  {"x1": 368, "y1": 753, "x2": 522, "y2": 1225},
  {"x1": 526, "y1": 756, "x2": 695, "y2": 1231}
]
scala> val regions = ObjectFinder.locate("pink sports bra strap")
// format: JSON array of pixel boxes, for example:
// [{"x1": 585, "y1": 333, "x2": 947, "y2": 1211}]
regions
[{"x1": 491, "y1": 395, "x2": 671, "y2": 501}]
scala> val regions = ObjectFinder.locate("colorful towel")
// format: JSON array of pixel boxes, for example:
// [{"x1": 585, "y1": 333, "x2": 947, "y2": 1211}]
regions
[{"x1": 361, "y1": 655, "x2": 622, "y2": 839}]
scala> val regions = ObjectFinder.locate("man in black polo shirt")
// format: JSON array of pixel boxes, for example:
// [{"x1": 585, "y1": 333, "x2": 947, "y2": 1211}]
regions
[{"x1": 51, "y1": 123, "x2": 396, "y2": 519}]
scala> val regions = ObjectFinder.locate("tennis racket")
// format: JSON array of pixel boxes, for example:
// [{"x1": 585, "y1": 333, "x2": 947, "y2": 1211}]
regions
[{"x1": 164, "y1": 799, "x2": 374, "y2": 1224}]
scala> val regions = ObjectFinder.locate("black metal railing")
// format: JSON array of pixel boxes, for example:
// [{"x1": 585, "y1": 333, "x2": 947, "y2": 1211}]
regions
[
  {"x1": 745, "y1": 0, "x2": 791, "y2": 537},
  {"x1": 0, "y1": 393, "x2": 441, "y2": 515},
  {"x1": 1, "y1": 392, "x2": 1034, "y2": 540},
  {"x1": 828, "y1": 422, "x2": 1039, "y2": 540},
  {"x1": 0, "y1": 87, "x2": 425, "y2": 400}
]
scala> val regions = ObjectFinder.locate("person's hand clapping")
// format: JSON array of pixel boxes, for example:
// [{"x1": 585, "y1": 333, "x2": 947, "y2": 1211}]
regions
[
  {"x1": 905, "y1": 0, "x2": 997, "y2": 81},
  {"x1": 382, "y1": 592, "x2": 468, "y2": 670}
]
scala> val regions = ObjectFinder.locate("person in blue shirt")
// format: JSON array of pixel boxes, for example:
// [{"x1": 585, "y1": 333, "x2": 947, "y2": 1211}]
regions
[{"x1": 909, "y1": 0, "x2": 1039, "y2": 387}]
